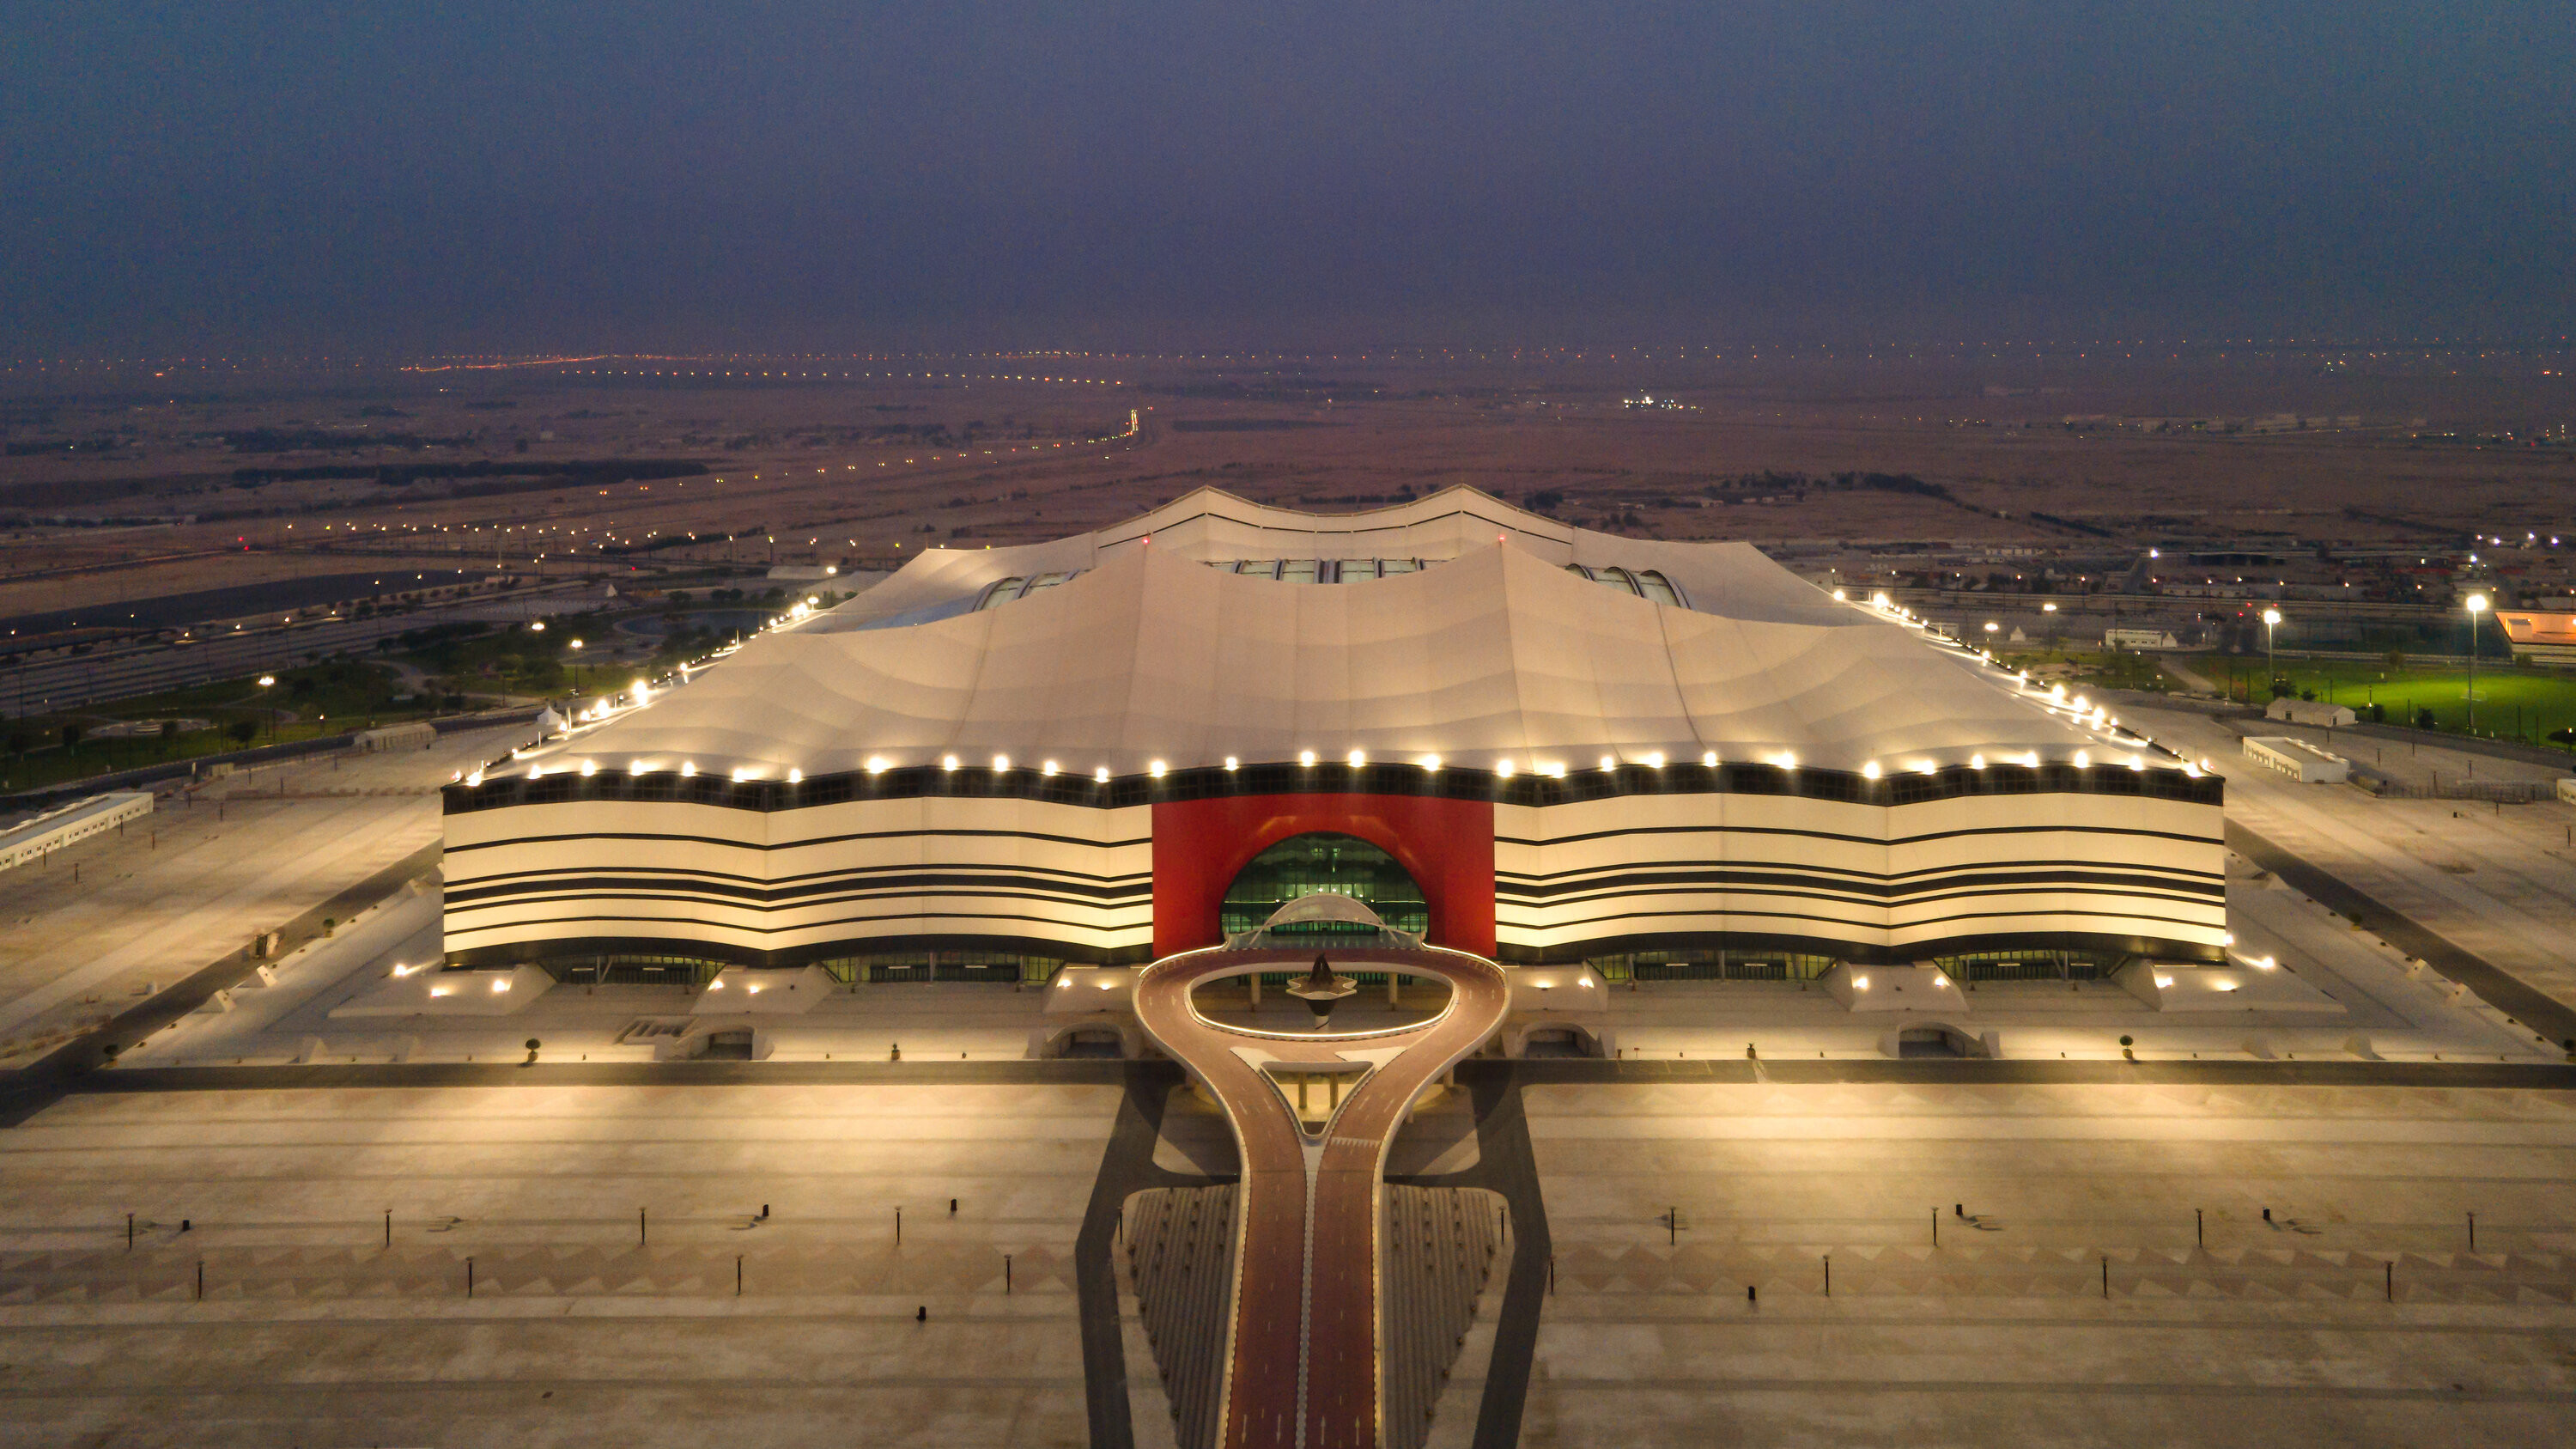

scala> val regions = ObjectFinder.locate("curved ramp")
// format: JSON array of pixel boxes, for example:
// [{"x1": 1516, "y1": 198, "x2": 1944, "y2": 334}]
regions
[{"x1": 1132, "y1": 947, "x2": 1510, "y2": 1449}]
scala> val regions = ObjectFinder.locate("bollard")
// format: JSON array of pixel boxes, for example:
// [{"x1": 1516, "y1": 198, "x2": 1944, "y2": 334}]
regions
[
  {"x1": 737, "y1": 1256, "x2": 744, "y2": 1297},
  {"x1": 896, "y1": 1207, "x2": 902, "y2": 1245},
  {"x1": 2385, "y1": 1262, "x2": 2393, "y2": 1301},
  {"x1": 2468, "y1": 1212, "x2": 2477, "y2": 1252},
  {"x1": 2101, "y1": 1257, "x2": 2109, "y2": 1299},
  {"x1": 467, "y1": 1257, "x2": 475, "y2": 1298},
  {"x1": 1005, "y1": 1253, "x2": 1013, "y2": 1294},
  {"x1": 196, "y1": 1260, "x2": 204, "y2": 1300},
  {"x1": 127, "y1": 1214, "x2": 134, "y2": 1251},
  {"x1": 385, "y1": 1209, "x2": 392, "y2": 1248},
  {"x1": 1932, "y1": 1209, "x2": 1939, "y2": 1249},
  {"x1": 640, "y1": 1207, "x2": 647, "y2": 1247},
  {"x1": 1747, "y1": 1285, "x2": 1757, "y2": 1304},
  {"x1": 915, "y1": 1305, "x2": 927, "y2": 1323},
  {"x1": 1823, "y1": 1256, "x2": 1831, "y2": 1296},
  {"x1": 950, "y1": 1198, "x2": 957, "y2": 1215}
]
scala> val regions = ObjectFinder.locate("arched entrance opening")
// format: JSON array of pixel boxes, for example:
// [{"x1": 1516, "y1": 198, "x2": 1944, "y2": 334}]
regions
[{"x1": 1220, "y1": 832, "x2": 1430, "y2": 940}]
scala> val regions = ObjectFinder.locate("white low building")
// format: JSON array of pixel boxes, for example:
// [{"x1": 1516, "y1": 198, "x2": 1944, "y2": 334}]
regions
[
  {"x1": 2242, "y1": 735, "x2": 2351, "y2": 783},
  {"x1": 0, "y1": 791, "x2": 152, "y2": 874},
  {"x1": 2265, "y1": 697, "x2": 2358, "y2": 728}
]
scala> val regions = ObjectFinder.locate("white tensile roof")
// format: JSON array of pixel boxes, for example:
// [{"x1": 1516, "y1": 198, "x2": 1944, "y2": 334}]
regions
[{"x1": 535, "y1": 487, "x2": 2116, "y2": 777}]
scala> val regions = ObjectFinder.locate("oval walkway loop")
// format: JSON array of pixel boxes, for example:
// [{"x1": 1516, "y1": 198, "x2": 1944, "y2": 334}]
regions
[{"x1": 1132, "y1": 945, "x2": 1511, "y2": 1449}]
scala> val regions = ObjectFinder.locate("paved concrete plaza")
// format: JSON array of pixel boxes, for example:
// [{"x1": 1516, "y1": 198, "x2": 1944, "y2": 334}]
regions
[
  {"x1": 1504, "y1": 1080, "x2": 2576, "y2": 1446},
  {"x1": 0, "y1": 727, "x2": 525, "y2": 1065},
  {"x1": 0, "y1": 1082, "x2": 1115, "y2": 1447},
  {"x1": 6, "y1": 1075, "x2": 2570, "y2": 1446},
  {"x1": 2131, "y1": 704, "x2": 2576, "y2": 1026}
]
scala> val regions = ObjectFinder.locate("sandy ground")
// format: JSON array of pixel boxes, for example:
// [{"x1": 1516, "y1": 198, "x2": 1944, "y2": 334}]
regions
[{"x1": 8, "y1": 354, "x2": 2573, "y2": 629}]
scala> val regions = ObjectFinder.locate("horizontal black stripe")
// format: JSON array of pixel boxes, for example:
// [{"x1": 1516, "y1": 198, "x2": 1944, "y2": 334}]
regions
[
  {"x1": 446, "y1": 755, "x2": 2225, "y2": 818},
  {"x1": 1497, "y1": 820, "x2": 2224, "y2": 851},
  {"x1": 1498, "y1": 882, "x2": 2222, "y2": 922},
  {"x1": 449, "y1": 883, "x2": 1151, "y2": 921},
  {"x1": 447, "y1": 866, "x2": 1153, "y2": 908},
  {"x1": 1500, "y1": 898, "x2": 2224, "y2": 935},
  {"x1": 1495, "y1": 864, "x2": 2224, "y2": 903},
  {"x1": 447, "y1": 824, "x2": 1154, "y2": 858},
  {"x1": 1492, "y1": 925, "x2": 2224, "y2": 967},
  {"x1": 446, "y1": 904, "x2": 1151, "y2": 942}
]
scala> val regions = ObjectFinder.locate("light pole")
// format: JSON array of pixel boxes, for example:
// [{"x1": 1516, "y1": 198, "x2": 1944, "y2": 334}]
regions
[
  {"x1": 568, "y1": 638, "x2": 584, "y2": 698},
  {"x1": 257, "y1": 675, "x2": 276, "y2": 740},
  {"x1": 1983, "y1": 620, "x2": 1999, "y2": 653},
  {"x1": 2465, "y1": 594, "x2": 2488, "y2": 734},
  {"x1": 2261, "y1": 609, "x2": 2281, "y2": 702},
  {"x1": 2041, "y1": 601, "x2": 2059, "y2": 655}
]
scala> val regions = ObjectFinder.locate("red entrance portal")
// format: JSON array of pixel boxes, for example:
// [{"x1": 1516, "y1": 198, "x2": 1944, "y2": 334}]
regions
[{"x1": 1149, "y1": 793, "x2": 1497, "y2": 959}]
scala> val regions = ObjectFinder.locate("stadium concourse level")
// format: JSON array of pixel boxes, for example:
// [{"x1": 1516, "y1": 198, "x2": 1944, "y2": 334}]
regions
[{"x1": 1132, "y1": 938, "x2": 1510, "y2": 1449}]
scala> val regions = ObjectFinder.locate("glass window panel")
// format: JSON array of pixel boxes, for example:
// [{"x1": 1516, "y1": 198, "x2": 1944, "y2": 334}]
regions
[
  {"x1": 1380, "y1": 558, "x2": 1421, "y2": 575},
  {"x1": 1279, "y1": 559, "x2": 1319, "y2": 584},
  {"x1": 1336, "y1": 558, "x2": 1377, "y2": 581},
  {"x1": 1636, "y1": 570, "x2": 1683, "y2": 606},
  {"x1": 1219, "y1": 832, "x2": 1429, "y2": 938}
]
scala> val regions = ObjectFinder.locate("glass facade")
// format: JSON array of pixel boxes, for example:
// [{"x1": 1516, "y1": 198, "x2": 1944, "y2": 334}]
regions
[
  {"x1": 1220, "y1": 832, "x2": 1431, "y2": 938},
  {"x1": 1564, "y1": 563, "x2": 1686, "y2": 606},
  {"x1": 537, "y1": 951, "x2": 1060, "y2": 985},
  {"x1": 1928, "y1": 949, "x2": 2125, "y2": 983},
  {"x1": 1584, "y1": 948, "x2": 1836, "y2": 983},
  {"x1": 1206, "y1": 558, "x2": 1431, "y2": 583},
  {"x1": 973, "y1": 571, "x2": 1085, "y2": 610}
]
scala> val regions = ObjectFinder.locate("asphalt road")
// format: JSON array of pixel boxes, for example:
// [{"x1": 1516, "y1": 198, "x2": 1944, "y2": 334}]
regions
[{"x1": 1132, "y1": 947, "x2": 1510, "y2": 1449}]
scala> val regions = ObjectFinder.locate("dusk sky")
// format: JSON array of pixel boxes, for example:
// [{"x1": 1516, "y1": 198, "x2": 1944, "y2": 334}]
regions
[{"x1": 4, "y1": 2, "x2": 2568, "y2": 351}]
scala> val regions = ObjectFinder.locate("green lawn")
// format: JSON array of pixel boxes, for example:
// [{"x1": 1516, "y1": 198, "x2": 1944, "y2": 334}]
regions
[
  {"x1": 2202, "y1": 655, "x2": 2576, "y2": 745},
  {"x1": 1, "y1": 660, "x2": 437, "y2": 795},
  {"x1": 1996, "y1": 648, "x2": 2177, "y2": 693}
]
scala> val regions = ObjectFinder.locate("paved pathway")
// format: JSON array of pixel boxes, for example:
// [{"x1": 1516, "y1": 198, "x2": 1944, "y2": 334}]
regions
[{"x1": 1133, "y1": 947, "x2": 1510, "y2": 1449}]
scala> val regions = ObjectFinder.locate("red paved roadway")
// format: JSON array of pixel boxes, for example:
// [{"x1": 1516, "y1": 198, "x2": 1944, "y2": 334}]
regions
[{"x1": 1132, "y1": 947, "x2": 1510, "y2": 1449}]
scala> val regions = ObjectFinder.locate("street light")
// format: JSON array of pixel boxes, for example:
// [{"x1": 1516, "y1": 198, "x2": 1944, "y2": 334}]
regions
[
  {"x1": 2041, "y1": 601, "x2": 2059, "y2": 654},
  {"x1": 2261, "y1": 609, "x2": 2281, "y2": 702},
  {"x1": 568, "y1": 638, "x2": 585, "y2": 697},
  {"x1": 2465, "y1": 594, "x2": 2489, "y2": 734},
  {"x1": 257, "y1": 675, "x2": 277, "y2": 740}
]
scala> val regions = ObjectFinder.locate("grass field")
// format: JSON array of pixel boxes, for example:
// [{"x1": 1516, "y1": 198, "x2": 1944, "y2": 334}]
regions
[
  {"x1": 0, "y1": 660, "x2": 436, "y2": 795},
  {"x1": 2203, "y1": 654, "x2": 2576, "y2": 745}
]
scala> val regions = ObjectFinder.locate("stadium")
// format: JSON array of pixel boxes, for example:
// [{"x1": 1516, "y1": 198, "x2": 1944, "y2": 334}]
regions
[{"x1": 439, "y1": 487, "x2": 2227, "y2": 984}]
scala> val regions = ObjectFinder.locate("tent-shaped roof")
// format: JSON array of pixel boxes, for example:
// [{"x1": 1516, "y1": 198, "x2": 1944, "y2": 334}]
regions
[{"x1": 532, "y1": 490, "x2": 2119, "y2": 779}]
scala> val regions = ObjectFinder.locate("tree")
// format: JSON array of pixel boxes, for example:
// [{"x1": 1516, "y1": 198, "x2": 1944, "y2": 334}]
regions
[
  {"x1": 227, "y1": 719, "x2": 258, "y2": 746},
  {"x1": 59, "y1": 722, "x2": 83, "y2": 751}
]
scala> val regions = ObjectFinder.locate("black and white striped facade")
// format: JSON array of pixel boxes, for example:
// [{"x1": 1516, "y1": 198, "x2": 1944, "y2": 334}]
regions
[
  {"x1": 443, "y1": 487, "x2": 2229, "y2": 973},
  {"x1": 442, "y1": 758, "x2": 2225, "y2": 969}
]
